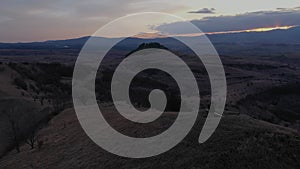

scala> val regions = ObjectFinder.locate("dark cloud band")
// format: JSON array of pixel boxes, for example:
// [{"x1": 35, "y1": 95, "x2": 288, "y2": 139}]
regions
[
  {"x1": 156, "y1": 7, "x2": 300, "y2": 34},
  {"x1": 188, "y1": 8, "x2": 215, "y2": 14}
]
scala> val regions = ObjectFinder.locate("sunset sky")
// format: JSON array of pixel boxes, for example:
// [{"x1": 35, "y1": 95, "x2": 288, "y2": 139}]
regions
[{"x1": 1, "y1": 0, "x2": 300, "y2": 42}]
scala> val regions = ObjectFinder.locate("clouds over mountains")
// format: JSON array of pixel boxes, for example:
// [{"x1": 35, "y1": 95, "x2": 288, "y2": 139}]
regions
[
  {"x1": 1, "y1": 0, "x2": 300, "y2": 42},
  {"x1": 155, "y1": 7, "x2": 300, "y2": 34}
]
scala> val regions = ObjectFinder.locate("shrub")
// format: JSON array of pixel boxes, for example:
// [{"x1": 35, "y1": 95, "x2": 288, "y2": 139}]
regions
[{"x1": 14, "y1": 77, "x2": 27, "y2": 90}]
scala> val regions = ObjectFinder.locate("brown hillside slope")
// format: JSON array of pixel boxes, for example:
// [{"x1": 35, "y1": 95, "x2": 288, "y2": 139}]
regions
[
  {"x1": 0, "y1": 108, "x2": 299, "y2": 169},
  {"x1": 0, "y1": 64, "x2": 48, "y2": 156}
]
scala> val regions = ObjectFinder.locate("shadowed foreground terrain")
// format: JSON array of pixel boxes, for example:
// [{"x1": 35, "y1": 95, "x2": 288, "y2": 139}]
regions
[
  {"x1": 0, "y1": 33, "x2": 300, "y2": 168},
  {"x1": 0, "y1": 53, "x2": 300, "y2": 168},
  {"x1": 0, "y1": 108, "x2": 299, "y2": 169}
]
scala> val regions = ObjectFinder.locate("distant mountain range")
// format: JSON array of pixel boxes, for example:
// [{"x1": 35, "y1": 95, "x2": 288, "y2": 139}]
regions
[{"x1": 1, "y1": 26, "x2": 300, "y2": 57}]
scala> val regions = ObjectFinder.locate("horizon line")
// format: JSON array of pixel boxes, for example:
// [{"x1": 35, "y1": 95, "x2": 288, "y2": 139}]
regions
[{"x1": 1, "y1": 25, "x2": 298, "y2": 44}]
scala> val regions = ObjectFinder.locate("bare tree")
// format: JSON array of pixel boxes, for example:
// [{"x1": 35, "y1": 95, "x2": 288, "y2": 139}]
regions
[
  {"x1": 3, "y1": 107, "x2": 22, "y2": 153},
  {"x1": 3, "y1": 105, "x2": 41, "y2": 151},
  {"x1": 25, "y1": 112, "x2": 38, "y2": 149},
  {"x1": 25, "y1": 129, "x2": 37, "y2": 149}
]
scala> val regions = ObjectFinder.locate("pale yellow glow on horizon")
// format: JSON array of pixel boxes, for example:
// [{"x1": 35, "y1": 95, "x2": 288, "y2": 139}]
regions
[
  {"x1": 132, "y1": 25, "x2": 297, "y2": 39},
  {"x1": 205, "y1": 25, "x2": 297, "y2": 35}
]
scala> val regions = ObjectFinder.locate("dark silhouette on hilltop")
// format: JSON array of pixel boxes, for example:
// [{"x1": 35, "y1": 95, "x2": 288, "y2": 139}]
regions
[{"x1": 125, "y1": 42, "x2": 168, "y2": 57}]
